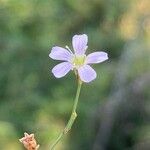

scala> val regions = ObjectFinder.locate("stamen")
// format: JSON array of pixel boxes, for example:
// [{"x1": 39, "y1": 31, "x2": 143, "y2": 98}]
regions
[{"x1": 65, "y1": 45, "x2": 73, "y2": 54}]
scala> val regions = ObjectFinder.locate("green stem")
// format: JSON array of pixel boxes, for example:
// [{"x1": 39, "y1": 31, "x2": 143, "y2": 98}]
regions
[{"x1": 50, "y1": 80, "x2": 82, "y2": 150}]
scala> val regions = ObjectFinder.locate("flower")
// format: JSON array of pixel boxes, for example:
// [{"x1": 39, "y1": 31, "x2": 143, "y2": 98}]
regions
[
  {"x1": 49, "y1": 34, "x2": 108, "y2": 83},
  {"x1": 19, "y1": 132, "x2": 39, "y2": 150}
]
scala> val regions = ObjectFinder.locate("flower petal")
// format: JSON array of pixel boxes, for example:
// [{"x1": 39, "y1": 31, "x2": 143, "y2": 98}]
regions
[
  {"x1": 49, "y1": 46, "x2": 72, "y2": 61},
  {"x1": 72, "y1": 34, "x2": 88, "y2": 55},
  {"x1": 86, "y1": 51, "x2": 108, "y2": 64},
  {"x1": 78, "y1": 65, "x2": 97, "y2": 82},
  {"x1": 52, "y1": 62, "x2": 72, "y2": 78}
]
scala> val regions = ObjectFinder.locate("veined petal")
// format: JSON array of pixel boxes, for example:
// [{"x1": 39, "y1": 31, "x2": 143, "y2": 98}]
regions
[
  {"x1": 52, "y1": 62, "x2": 72, "y2": 78},
  {"x1": 78, "y1": 65, "x2": 97, "y2": 82},
  {"x1": 72, "y1": 34, "x2": 88, "y2": 55},
  {"x1": 86, "y1": 51, "x2": 108, "y2": 64},
  {"x1": 49, "y1": 46, "x2": 72, "y2": 61}
]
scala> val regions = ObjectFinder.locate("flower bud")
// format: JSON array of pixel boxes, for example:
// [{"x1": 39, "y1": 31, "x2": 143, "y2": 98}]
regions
[{"x1": 19, "y1": 132, "x2": 39, "y2": 150}]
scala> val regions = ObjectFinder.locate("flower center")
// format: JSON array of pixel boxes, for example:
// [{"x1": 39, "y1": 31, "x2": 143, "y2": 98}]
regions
[{"x1": 72, "y1": 55, "x2": 86, "y2": 67}]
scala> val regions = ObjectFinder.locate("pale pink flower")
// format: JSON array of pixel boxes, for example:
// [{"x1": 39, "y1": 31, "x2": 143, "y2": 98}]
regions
[
  {"x1": 49, "y1": 34, "x2": 108, "y2": 82},
  {"x1": 19, "y1": 132, "x2": 39, "y2": 150}
]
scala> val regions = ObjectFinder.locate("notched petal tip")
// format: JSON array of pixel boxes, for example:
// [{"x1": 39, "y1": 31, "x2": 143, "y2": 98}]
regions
[
  {"x1": 49, "y1": 52, "x2": 52, "y2": 58},
  {"x1": 73, "y1": 34, "x2": 88, "y2": 37}
]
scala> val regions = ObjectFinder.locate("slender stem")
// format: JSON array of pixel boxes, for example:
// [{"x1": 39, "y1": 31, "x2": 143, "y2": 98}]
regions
[{"x1": 50, "y1": 80, "x2": 82, "y2": 150}]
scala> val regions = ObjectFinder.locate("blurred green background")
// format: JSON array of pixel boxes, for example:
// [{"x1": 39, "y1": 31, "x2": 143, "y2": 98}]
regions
[{"x1": 0, "y1": 0, "x2": 150, "y2": 149}]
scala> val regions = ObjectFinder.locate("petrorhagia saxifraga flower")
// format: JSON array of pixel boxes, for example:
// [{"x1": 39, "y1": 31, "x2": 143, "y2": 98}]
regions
[
  {"x1": 48, "y1": 34, "x2": 109, "y2": 150},
  {"x1": 19, "y1": 132, "x2": 39, "y2": 150},
  {"x1": 49, "y1": 34, "x2": 108, "y2": 82}
]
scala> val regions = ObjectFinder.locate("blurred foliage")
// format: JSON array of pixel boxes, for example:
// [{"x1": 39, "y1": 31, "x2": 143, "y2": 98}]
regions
[{"x1": 0, "y1": 0, "x2": 150, "y2": 150}]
